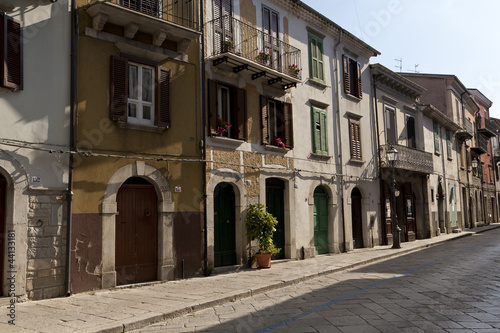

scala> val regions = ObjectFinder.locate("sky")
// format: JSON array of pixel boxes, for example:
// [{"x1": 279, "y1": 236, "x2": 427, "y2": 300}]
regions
[{"x1": 301, "y1": 0, "x2": 500, "y2": 118}]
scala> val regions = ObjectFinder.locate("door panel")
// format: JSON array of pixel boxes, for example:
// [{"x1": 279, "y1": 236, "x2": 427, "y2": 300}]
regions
[
  {"x1": 313, "y1": 188, "x2": 328, "y2": 254},
  {"x1": 214, "y1": 183, "x2": 236, "y2": 267},
  {"x1": 351, "y1": 188, "x2": 363, "y2": 248},
  {"x1": 116, "y1": 183, "x2": 158, "y2": 285},
  {"x1": 0, "y1": 176, "x2": 5, "y2": 296},
  {"x1": 266, "y1": 178, "x2": 285, "y2": 259},
  {"x1": 404, "y1": 183, "x2": 416, "y2": 242}
]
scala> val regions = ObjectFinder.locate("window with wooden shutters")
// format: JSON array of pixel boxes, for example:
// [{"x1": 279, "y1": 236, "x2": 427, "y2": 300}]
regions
[
  {"x1": 312, "y1": 107, "x2": 327, "y2": 155},
  {"x1": 207, "y1": 79, "x2": 246, "y2": 140},
  {"x1": 263, "y1": 5, "x2": 280, "y2": 71},
  {"x1": 0, "y1": 13, "x2": 23, "y2": 90},
  {"x1": 407, "y1": 116, "x2": 416, "y2": 148},
  {"x1": 110, "y1": 55, "x2": 170, "y2": 128},
  {"x1": 308, "y1": 33, "x2": 324, "y2": 83},
  {"x1": 261, "y1": 95, "x2": 293, "y2": 149},
  {"x1": 342, "y1": 55, "x2": 362, "y2": 99},
  {"x1": 433, "y1": 122, "x2": 440, "y2": 154},
  {"x1": 385, "y1": 106, "x2": 396, "y2": 144},
  {"x1": 349, "y1": 119, "x2": 362, "y2": 160}
]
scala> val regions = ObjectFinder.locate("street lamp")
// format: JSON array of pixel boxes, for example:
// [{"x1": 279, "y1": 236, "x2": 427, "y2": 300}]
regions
[
  {"x1": 387, "y1": 146, "x2": 401, "y2": 249},
  {"x1": 472, "y1": 158, "x2": 478, "y2": 171}
]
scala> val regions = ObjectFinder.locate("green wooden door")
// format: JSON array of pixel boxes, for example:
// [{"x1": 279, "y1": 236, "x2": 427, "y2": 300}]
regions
[
  {"x1": 266, "y1": 178, "x2": 285, "y2": 259},
  {"x1": 314, "y1": 187, "x2": 328, "y2": 254},
  {"x1": 214, "y1": 183, "x2": 236, "y2": 267}
]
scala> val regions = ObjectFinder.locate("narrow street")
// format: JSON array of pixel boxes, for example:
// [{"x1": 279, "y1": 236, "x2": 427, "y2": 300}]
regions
[{"x1": 135, "y1": 228, "x2": 500, "y2": 332}]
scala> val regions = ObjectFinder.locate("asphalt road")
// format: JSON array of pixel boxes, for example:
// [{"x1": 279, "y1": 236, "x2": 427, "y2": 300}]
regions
[{"x1": 134, "y1": 228, "x2": 500, "y2": 332}]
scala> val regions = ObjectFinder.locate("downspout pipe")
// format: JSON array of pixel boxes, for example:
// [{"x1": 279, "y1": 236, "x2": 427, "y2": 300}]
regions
[
  {"x1": 200, "y1": 0, "x2": 209, "y2": 276},
  {"x1": 333, "y1": 29, "x2": 347, "y2": 251},
  {"x1": 372, "y1": 74, "x2": 385, "y2": 245},
  {"x1": 66, "y1": 0, "x2": 77, "y2": 296}
]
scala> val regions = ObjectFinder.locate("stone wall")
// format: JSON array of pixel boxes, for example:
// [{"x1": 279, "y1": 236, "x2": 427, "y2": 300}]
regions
[{"x1": 27, "y1": 190, "x2": 67, "y2": 300}]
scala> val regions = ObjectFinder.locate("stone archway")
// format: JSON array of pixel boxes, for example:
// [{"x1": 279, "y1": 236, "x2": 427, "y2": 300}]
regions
[{"x1": 101, "y1": 161, "x2": 174, "y2": 289}]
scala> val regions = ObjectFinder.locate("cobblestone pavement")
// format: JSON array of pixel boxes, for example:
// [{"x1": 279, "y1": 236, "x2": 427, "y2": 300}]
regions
[{"x1": 134, "y1": 228, "x2": 500, "y2": 332}]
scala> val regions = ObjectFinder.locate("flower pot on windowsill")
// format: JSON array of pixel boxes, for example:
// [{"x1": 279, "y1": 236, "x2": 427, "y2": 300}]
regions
[{"x1": 222, "y1": 45, "x2": 234, "y2": 53}]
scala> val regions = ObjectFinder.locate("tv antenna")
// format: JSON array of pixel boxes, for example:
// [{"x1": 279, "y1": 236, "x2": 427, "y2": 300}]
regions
[
  {"x1": 395, "y1": 58, "x2": 402, "y2": 72},
  {"x1": 407, "y1": 64, "x2": 419, "y2": 73}
]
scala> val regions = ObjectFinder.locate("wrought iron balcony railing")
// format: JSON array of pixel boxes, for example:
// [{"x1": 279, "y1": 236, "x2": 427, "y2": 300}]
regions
[
  {"x1": 471, "y1": 133, "x2": 489, "y2": 154},
  {"x1": 477, "y1": 116, "x2": 497, "y2": 138},
  {"x1": 206, "y1": 16, "x2": 301, "y2": 80},
  {"x1": 380, "y1": 144, "x2": 433, "y2": 174}
]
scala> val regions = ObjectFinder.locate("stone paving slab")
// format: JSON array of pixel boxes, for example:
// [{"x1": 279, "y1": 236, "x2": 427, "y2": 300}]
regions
[{"x1": 2, "y1": 224, "x2": 499, "y2": 333}]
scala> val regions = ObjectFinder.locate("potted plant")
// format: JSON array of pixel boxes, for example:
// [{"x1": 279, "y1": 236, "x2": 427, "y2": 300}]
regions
[
  {"x1": 216, "y1": 116, "x2": 232, "y2": 136},
  {"x1": 271, "y1": 137, "x2": 286, "y2": 149},
  {"x1": 246, "y1": 203, "x2": 279, "y2": 268},
  {"x1": 255, "y1": 49, "x2": 271, "y2": 64},
  {"x1": 222, "y1": 38, "x2": 235, "y2": 53},
  {"x1": 287, "y1": 64, "x2": 302, "y2": 77}
]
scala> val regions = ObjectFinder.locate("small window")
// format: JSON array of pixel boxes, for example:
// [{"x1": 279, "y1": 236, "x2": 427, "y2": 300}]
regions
[
  {"x1": 308, "y1": 34, "x2": 324, "y2": 83},
  {"x1": 349, "y1": 118, "x2": 362, "y2": 160},
  {"x1": 0, "y1": 13, "x2": 23, "y2": 90},
  {"x1": 343, "y1": 55, "x2": 362, "y2": 99},
  {"x1": 312, "y1": 106, "x2": 328, "y2": 155},
  {"x1": 110, "y1": 56, "x2": 170, "y2": 128},
  {"x1": 261, "y1": 95, "x2": 293, "y2": 148}
]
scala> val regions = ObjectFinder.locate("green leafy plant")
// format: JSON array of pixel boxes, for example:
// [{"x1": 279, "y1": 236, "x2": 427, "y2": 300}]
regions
[
  {"x1": 256, "y1": 49, "x2": 271, "y2": 62},
  {"x1": 246, "y1": 203, "x2": 280, "y2": 254},
  {"x1": 222, "y1": 38, "x2": 235, "y2": 47}
]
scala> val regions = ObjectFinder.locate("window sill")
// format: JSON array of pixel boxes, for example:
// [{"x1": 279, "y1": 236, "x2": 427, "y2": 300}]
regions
[
  {"x1": 345, "y1": 93, "x2": 362, "y2": 102},
  {"x1": 264, "y1": 145, "x2": 289, "y2": 153},
  {"x1": 117, "y1": 122, "x2": 166, "y2": 133},
  {"x1": 349, "y1": 159, "x2": 365, "y2": 165},
  {"x1": 210, "y1": 136, "x2": 244, "y2": 147},
  {"x1": 307, "y1": 78, "x2": 328, "y2": 89},
  {"x1": 310, "y1": 153, "x2": 331, "y2": 160}
]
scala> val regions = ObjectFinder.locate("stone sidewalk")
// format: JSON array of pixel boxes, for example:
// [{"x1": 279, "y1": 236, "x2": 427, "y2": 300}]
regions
[{"x1": 2, "y1": 224, "x2": 499, "y2": 333}]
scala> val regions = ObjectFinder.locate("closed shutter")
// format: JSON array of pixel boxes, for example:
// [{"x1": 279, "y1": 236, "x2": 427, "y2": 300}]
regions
[
  {"x1": 283, "y1": 102, "x2": 293, "y2": 148},
  {"x1": 320, "y1": 111, "x2": 327, "y2": 154},
  {"x1": 1, "y1": 14, "x2": 23, "y2": 90},
  {"x1": 356, "y1": 62, "x2": 362, "y2": 99},
  {"x1": 208, "y1": 79, "x2": 218, "y2": 135},
  {"x1": 312, "y1": 107, "x2": 327, "y2": 154},
  {"x1": 350, "y1": 119, "x2": 361, "y2": 160},
  {"x1": 235, "y1": 87, "x2": 246, "y2": 140},
  {"x1": 110, "y1": 56, "x2": 128, "y2": 122},
  {"x1": 342, "y1": 55, "x2": 350, "y2": 95},
  {"x1": 157, "y1": 68, "x2": 170, "y2": 128},
  {"x1": 433, "y1": 123, "x2": 440, "y2": 153},
  {"x1": 261, "y1": 95, "x2": 269, "y2": 145},
  {"x1": 446, "y1": 131, "x2": 452, "y2": 159}
]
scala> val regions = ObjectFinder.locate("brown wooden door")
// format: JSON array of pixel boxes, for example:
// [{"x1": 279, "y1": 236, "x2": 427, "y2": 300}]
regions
[
  {"x1": 262, "y1": 5, "x2": 280, "y2": 71},
  {"x1": 0, "y1": 176, "x2": 6, "y2": 296},
  {"x1": 383, "y1": 181, "x2": 393, "y2": 245},
  {"x1": 404, "y1": 183, "x2": 416, "y2": 242},
  {"x1": 116, "y1": 182, "x2": 158, "y2": 285}
]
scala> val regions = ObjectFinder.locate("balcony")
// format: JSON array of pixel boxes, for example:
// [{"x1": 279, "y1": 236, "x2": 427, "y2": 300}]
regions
[
  {"x1": 471, "y1": 133, "x2": 489, "y2": 154},
  {"x1": 85, "y1": 0, "x2": 200, "y2": 54},
  {"x1": 456, "y1": 118, "x2": 474, "y2": 140},
  {"x1": 206, "y1": 16, "x2": 301, "y2": 90},
  {"x1": 477, "y1": 116, "x2": 497, "y2": 138},
  {"x1": 380, "y1": 144, "x2": 433, "y2": 174}
]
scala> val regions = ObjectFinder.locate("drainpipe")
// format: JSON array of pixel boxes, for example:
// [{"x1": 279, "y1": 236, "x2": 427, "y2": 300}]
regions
[
  {"x1": 460, "y1": 92, "x2": 472, "y2": 229},
  {"x1": 333, "y1": 29, "x2": 347, "y2": 251},
  {"x1": 66, "y1": 0, "x2": 77, "y2": 296},
  {"x1": 200, "y1": 0, "x2": 209, "y2": 276},
  {"x1": 372, "y1": 74, "x2": 385, "y2": 245}
]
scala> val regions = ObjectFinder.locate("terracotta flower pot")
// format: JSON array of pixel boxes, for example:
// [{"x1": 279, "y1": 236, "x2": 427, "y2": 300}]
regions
[{"x1": 255, "y1": 253, "x2": 272, "y2": 268}]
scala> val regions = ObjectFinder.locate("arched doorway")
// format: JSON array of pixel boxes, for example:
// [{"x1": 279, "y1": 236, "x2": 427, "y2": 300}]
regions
[
  {"x1": 214, "y1": 183, "x2": 236, "y2": 267},
  {"x1": 266, "y1": 178, "x2": 285, "y2": 259},
  {"x1": 0, "y1": 174, "x2": 5, "y2": 296},
  {"x1": 351, "y1": 187, "x2": 363, "y2": 249},
  {"x1": 437, "y1": 183, "x2": 444, "y2": 233},
  {"x1": 313, "y1": 187, "x2": 328, "y2": 254},
  {"x1": 115, "y1": 177, "x2": 158, "y2": 285}
]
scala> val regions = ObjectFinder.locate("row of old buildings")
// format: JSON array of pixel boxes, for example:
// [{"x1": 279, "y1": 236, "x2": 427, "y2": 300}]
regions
[{"x1": 1, "y1": 0, "x2": 499, "y2": 300}]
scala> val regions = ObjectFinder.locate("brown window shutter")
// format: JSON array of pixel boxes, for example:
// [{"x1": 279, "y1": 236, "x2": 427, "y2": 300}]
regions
[
  {"x1": 350, "y1": 119, "x2": 361, "y2": 160},
  {"x1": 208, "y1": 79, "x2": 218, "y2": 135},
  {"x1": 342, "y1": 55, "x2": 350, "y2": 95},
  {"x1": 110, "y1": 56, "x2": 128, "y2": 122},
  {"x1": 157, "y1": 68, "x2": 170, "y2": 128},
  {"x1": 260, "y1": 95, "x2": 269, "y2": 145},
  {"x1": 235, "y1": 87, "x2": 247, "y2": 140},
  {"x1": 283, "y1": 102, "x2": 293, "y2": 148},
  {"x1": 2, "y1": 15, "x2": 23, "y2": 90},
  {"x1": 357, "y1": 62, "x2": 362, "y2": 99},
  {"x1": 349, "y1": 120, "x2": 355, "y2": 158}
]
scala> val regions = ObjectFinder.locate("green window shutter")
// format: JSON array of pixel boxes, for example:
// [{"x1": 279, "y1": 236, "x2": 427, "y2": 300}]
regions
[
  {"x1": 308, "y1": 34, "x2": 324, "y2": 82},
  {"x1": 446, "y1": 131, "x2": 452, "y2": 159},
  {"x1": 312, "y1": 107, "x2": 328, "y2": 155},
  {"x1": 433, "y1": 123, "x2": 440, "y2": 153}
]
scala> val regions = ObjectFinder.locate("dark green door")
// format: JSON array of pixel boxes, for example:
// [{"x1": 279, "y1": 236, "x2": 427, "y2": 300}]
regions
[
  {"x1": 314, "y1": 187, "x2": 328, "y2": 254},
  {"x1": 266, "y1": 178, "x2": 285, "y2": 259},
  {"x1": 214, "y1": 183, "x2": 236, "y2": 267}
]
